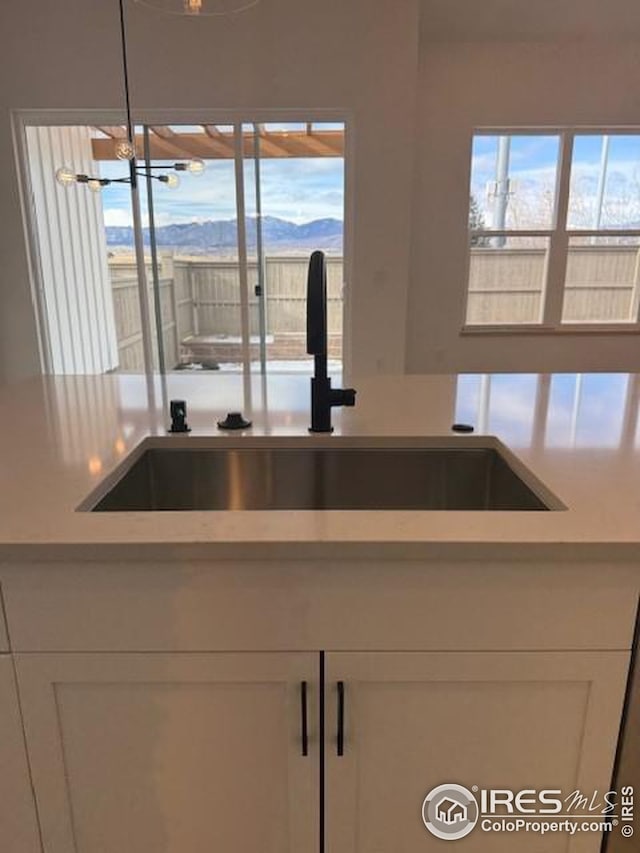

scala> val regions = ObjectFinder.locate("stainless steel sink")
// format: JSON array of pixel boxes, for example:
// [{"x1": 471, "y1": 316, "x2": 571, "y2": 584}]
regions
[{"x1": 82, "y1": 438, "x2": 561, "y2": 512}]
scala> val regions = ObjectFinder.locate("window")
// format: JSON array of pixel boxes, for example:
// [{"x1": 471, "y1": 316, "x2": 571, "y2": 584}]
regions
[{"x1": 466, "y1": 131, "x2": 640, "y2": 328}]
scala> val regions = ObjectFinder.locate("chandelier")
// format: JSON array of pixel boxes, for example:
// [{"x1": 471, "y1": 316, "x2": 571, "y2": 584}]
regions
[
  {"x1": 133, "y1": 0, "x2": 260, "y2": 15},
  {"x1": 55, "y1": 157, "x2": 206, "y2": 193}
]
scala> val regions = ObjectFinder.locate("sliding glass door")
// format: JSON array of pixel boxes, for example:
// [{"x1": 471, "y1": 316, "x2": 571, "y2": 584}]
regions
[{"x1": 22, "y1": 117, "x2": 345, "y2": 377}]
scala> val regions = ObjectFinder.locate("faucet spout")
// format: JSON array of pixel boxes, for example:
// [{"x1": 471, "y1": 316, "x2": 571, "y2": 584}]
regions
[
  {"x1": 306, "y1": 250, "x2": 328, "y2": 363},
  {"x1": 306, "y1": 250, "x2": 356, "y2": 432}
]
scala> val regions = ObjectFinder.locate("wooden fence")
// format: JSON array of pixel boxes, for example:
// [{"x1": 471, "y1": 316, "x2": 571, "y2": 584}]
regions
[
  {"x1": 110, "y1": 272, "x2": 189, "y2": 371},
  {"x1": 109, "y1": 246, "x2": 640, "y2": 370},
  {"x1": 109, "y1": 254, "x2": 343, "y2": 370},
  {"x1": 467, "y1": 245, "x2": 640, "y2": 324}
]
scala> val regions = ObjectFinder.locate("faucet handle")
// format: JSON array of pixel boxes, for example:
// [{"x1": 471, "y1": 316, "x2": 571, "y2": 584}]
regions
[{"x1": 331, "y1": 388, "x2": 356, "y2": 408}]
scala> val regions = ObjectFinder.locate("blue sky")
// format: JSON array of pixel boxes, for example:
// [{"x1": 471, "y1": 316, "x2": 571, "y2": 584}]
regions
[
  {"x1": 470, "y1": 133, "x2": 640, "y2": 229},
  {"x1": 99, "y1": 123, "x2": 345, "y2": 228},
  {"x1": 98, "y1": 128, "x2": 640, "y2": 230}
]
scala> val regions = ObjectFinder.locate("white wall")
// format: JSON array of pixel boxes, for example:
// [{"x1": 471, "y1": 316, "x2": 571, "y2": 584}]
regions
[
  {"x1": 406, "y1": 33, "x2": 640, "y2": 373},
  {"x1": 0, "y1": 0, "x2": 125, "y2": 384},
  {"x1": 25, "y1": 126, "x2": 119, "y2": 373},
  {"x1": 0, "y1": 0, "x2": 419, "y2": 383}
]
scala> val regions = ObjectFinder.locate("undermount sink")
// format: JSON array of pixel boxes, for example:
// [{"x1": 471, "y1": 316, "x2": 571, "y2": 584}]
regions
[{"x1": 81, "y1": 437, "x2": 562, "y2": 512}]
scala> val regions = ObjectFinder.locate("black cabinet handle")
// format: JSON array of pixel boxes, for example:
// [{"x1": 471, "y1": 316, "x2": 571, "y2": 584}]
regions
[
  {"x1": 337, "y1": 681, "x2": 345, "y2": 756},
  {"x1": 300, "y1": 680, "x2": 309, "y2": 756}
]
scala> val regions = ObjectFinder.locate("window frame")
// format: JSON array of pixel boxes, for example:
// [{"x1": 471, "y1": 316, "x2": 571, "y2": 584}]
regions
[{"x1": 464, "y1": 127, "x2": 640, "y2": 334}]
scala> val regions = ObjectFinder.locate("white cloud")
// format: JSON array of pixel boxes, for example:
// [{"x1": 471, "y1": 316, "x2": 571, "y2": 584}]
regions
[
  {"x1": 99, "y1": 155, "x2": 344, "y2": 227},
  {"x1": 102, "y1": 208, "x2": 203, "y2": 229},
  {"x1": 103, "y1": 208, "x2": 132, "y2": 227}
]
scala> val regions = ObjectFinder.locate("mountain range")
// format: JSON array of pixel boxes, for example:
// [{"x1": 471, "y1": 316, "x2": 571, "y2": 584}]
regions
[{"x1": 106, "y1": 216, "x2": 343, "y2": 253}]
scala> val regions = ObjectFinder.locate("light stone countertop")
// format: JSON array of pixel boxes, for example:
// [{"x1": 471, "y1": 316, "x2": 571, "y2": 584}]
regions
[{"x1": 1, "y1": 371, "x2": 639, "y2": 561}]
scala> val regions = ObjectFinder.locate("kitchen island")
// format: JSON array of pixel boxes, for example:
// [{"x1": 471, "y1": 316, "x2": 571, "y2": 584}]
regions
[{"x1": 0, "y1": 371, "x2": 638, "y2": 853}]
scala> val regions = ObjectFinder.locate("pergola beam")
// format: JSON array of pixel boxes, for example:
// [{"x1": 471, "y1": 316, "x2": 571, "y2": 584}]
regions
[
  {"x1": 255, "y1": 124, "x2": 290, "y2": 158},
  {"x1": 148, "y1": 127, "x2": 193, "y2": 159},
  {"x1": 91, "y1": 128, "x2": 344, "y2": 161},
  {"x1": 149, "y1": 125, "x2": 177, "y2": 139},
  {"x1": 298, "y1": 133, "x2": 340, "y2": 156},
  {"x1": 202, "y1": 125, "x2": 235, "y2": 156}
]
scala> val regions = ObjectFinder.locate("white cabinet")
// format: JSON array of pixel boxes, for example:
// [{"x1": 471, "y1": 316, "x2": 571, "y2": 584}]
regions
[
  {"x1": 14, "y1": 649, "x2": 629, "y2": 853},
  {"x1": 4, "y1": 561, "x2": 635, "y2": 853},
  {"x1": 325, "y1": 651, "x2": 629, "y2": 853},
  {"x1": 16, "y1": 652, "x2": 318, "y2": 853},
  {"x1": 0, "y1": 655, "x2": 41, "y2": 853}
]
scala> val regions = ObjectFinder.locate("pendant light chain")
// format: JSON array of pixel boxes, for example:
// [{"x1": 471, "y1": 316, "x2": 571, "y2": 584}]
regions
[{"x1": 118, "y1": 0, "x2": 135, "y2": 146}]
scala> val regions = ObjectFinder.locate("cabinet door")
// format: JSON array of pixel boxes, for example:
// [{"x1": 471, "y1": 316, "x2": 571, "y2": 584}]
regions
[
  {"x1": 16, "y1": 652, "x2": 317, "y2": 853},
  {"x1": 325, "y1": 651, "x2": 628, "y2": 853},
  {"x1": 0, "y1": 655, "x2": 42, "y2": 853}
]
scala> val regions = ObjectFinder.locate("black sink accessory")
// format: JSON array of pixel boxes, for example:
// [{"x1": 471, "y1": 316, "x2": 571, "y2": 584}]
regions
[
  {"x1": 217, "y1": 412, "x2": 252, "y2": 431},
  {"x1": 168, "y1": 399, "x2": 191, "y2": 433}
]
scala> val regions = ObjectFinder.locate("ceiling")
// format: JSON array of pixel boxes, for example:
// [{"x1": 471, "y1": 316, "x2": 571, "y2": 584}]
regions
[{"x1": 420, "y1": 0, "x2": 640, "y2": 42}]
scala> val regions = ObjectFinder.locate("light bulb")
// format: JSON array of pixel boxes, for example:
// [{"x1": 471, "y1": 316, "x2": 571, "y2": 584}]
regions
[
  {"x1": 166, "y1": 173, "x2": 180, "y2": 189},
  {"x1": 183, "y1": 0, "x2": 203, "y2": 13},
  {"x1": 115, "y1": 139, "x2": 136, "y2": 161},
  {"x1": 55, "y1": 167, "x2": 77, "y2": 187},
  {"x1": 87, "y1": 179, "x2": 102, "y2": 193},
  {"x1": 186, "y1": 158, "x2": 206, "y2": 175}
]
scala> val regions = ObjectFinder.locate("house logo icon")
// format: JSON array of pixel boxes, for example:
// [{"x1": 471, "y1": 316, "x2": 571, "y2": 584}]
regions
[
  {"x1": 422, "y1": 784, "x2": 479, "y2": 841},
  {"x1": 436, "y1": 797, "x2": 468, "y2": 825}
]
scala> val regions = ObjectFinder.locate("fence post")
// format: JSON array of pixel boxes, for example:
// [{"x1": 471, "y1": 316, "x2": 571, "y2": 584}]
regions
[
  {"x1": 189, "y1": 262, "x2": 199, "y2": 336},
  {"x1": 160, "y1": 252, "x2": 174, "y2": 280},
  {"x1": 165, "y1": 254, "x2": 180, "y2": 367}
]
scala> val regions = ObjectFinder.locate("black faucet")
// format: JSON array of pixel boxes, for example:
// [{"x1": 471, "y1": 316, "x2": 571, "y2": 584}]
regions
[{"x1": 306, "y1": 250, "x2": 356, "y2": 432}]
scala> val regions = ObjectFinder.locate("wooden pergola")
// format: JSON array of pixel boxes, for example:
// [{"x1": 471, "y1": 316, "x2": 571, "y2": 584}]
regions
[{"x1": 92, "y1": 124, "x2": 344, "y2": 161}]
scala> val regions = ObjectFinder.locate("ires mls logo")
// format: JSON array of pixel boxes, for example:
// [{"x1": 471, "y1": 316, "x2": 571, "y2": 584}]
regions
[
  {"x1": 421, "y1": 783, "x2": 635, "y2": 841},
  {"x1": 421, "y1": 784, "x2": 479, "y2": 841}
]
